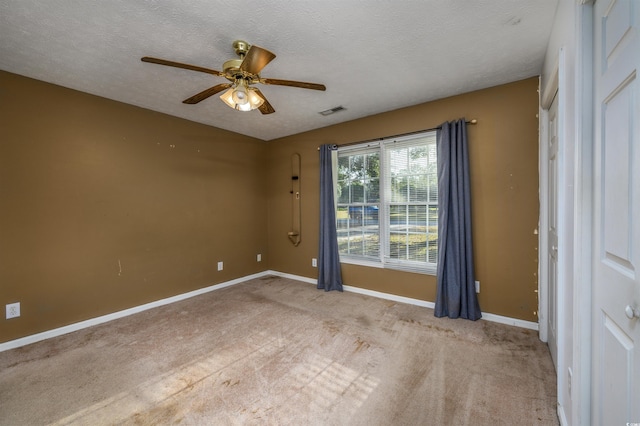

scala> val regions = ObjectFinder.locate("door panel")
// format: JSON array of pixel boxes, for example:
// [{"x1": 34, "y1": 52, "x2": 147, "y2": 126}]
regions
[
  {"x1": 601, "y1": 314, "x2": 634, "y2": 426},
  {"x1": 593, "y1": 0, "x2": 640, "y2": 423},
  {"x1": 603, "y1": 78, "x2": 633, "y2": 270}
]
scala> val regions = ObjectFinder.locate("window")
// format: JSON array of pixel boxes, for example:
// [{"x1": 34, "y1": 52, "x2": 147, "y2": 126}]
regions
[{"x1": 336, "y1": 131, "x2": 438, "y2": 274}]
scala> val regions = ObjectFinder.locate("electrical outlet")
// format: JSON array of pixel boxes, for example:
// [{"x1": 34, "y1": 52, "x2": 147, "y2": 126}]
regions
[
  {"x1": 217, "y1": 261, "x2": 223, "y2": 271},
  {"x1": 257, "y1": 254, "x2": 262, "y2": 262},
  {"x1": 475, "y1": 280, "x2": 480, "y2": 293},
  {"x1": 6, "y1": 302, "x2": 20, "y2": 319},
  {"x1": 312, "y1": 258, "x2": 317, "y2": 267}
]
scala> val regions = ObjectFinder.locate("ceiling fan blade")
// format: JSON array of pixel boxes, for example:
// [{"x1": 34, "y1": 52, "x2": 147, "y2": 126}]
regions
[
  {"x1": 240, "y1": 46, "x2": 276, "y2": 75},
  {"x1": 253, "y1": 89, "x2": 275, "y2": 114},
  {"x1": 183, "y1": 83, "x2": 231, "y2": 104},
  {"x1": 261, "y1": 78, "x2": 326, "y2": 91},
  {"x1": 141, "y1": 57, "x2": 223, "y2": 76}
]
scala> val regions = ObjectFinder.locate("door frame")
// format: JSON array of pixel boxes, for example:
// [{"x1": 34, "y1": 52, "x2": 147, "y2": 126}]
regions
[
  {"x1": 540, "y1": 50, "x2": 567, "y2": 421},
  {"x1": 574, "y1": 3, "x2": 594, "y2": 424},
  {"x1": 539, "y1": 55, "x2": 561, "y2": 347}
]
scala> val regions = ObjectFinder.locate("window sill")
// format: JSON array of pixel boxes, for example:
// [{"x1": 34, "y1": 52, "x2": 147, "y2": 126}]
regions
[
  {"x1": 339, "y1": 256, "x2": 384, "y2": 269},
  {"x1": 339, "y1": 256, "x2": 436, "y2": 276}
]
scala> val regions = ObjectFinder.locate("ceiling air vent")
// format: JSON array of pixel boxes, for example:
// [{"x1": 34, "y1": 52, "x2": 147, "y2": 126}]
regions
[{"x1": 319, "y1": 106, "x2": 346, "y2": 116}]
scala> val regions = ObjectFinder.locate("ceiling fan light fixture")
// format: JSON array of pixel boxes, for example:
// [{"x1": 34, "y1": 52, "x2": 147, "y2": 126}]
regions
[
  {"x1": 235, "y1": 102, "x2": 253, "y2": 112},
  {"x1": 231, "y1": 81, "x2": 249, "y2": 105},
  {"x1": 247, "y1": 87, "x2": 265, "y2": 108},
  {"x1": 220, "y1": 87, "x2": 236, "y2": 108},
  {"x1": 220, "y1": 85, "x2": 265, "y2": 112}
]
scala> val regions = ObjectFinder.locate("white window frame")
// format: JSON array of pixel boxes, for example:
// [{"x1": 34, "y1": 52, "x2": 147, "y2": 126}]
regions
[{"x1": 336, "y1": 130, "x2": 438, "y2": 275}]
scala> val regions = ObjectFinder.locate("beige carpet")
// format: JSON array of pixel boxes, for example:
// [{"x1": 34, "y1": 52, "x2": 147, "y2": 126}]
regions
[{"x1": 0, "y1": 276, "x2": 558, "y2": 425}]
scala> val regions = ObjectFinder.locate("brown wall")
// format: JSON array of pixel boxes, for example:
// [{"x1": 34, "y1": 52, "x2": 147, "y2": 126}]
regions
[
  {"x1": 1, "y1": 72, "x2": 539, "y2": 344},
  {"x1": 0, "y1": 71, "x2": 268, "y2": 343},
  {"x1": 267, "y1": 77, "x2": 540, "y2": 322}
]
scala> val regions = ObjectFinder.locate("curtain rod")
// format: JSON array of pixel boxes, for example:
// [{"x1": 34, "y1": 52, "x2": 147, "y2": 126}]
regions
[{"x1": 317, "y1": 119, "x2": 477, "y2": 150}]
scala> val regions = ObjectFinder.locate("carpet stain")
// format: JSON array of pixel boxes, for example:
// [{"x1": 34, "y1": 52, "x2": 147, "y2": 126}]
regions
[
  {"x1": 356, "y1": 315, "x2": 372, "y2": 326},
  {"x1": 426, "y1": 324, "x2": 455, "y2": 334},
  {"x1": 323, "y1": 321, "x2": 341, "y2": 337},
  {"x1": 222, "y1": 379, "x2": 240, "y2": 387},
  {"x1": 130, "y1": 402, "x2": 182, "y2": 425},
  {"x1": 179, "y1": 377, "x2": 197, "y2": 391},
  {"x1": 354, "y1": 337, "x2": 370, "y2": 352}
]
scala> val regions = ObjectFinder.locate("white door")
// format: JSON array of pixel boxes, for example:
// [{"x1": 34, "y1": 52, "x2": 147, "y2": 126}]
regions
[
  {"x1": 592, "y1": 0, "x2": 640, "y2": 423},
  {"x1": 548, "y1": 92, "x2": 559, "y2": 370}
]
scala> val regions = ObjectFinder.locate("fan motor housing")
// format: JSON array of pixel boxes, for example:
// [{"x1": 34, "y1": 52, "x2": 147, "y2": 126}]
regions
[
  {"x1": 222, "y1": 58, "x2": 256, "y2": 83},
  {"x1": 222, "y1": 59, "x2": 243, "y2": 77},
  {"x1": 223, "y1": 41, "x2": 256, "y2": 82}
]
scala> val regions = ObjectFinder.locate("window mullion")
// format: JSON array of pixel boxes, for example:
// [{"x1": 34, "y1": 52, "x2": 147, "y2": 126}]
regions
[
  {"x1": 379, "y1": 145, "x2": 388, "y2": 263},
  {"x1": 405, "y1": 204, "x2": 410, "y2": 261}
]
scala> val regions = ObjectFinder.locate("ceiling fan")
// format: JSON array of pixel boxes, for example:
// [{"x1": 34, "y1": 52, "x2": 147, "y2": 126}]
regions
[{"x1": 141, "y1": 40, "x2": 326, "y2": 114}]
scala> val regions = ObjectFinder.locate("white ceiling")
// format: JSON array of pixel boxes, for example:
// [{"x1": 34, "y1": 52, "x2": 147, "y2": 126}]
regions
[{"x1": 0, "y1": 0, "x2": 558, "y2": 141}]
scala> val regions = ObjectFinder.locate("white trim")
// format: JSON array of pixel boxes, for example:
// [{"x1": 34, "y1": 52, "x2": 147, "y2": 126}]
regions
[
  {"x1": 269, "y1": 270, "x2": 539, "y2": 330},
  {"x1": 1, "y1": 269, "x2": 539, "y2": 353},
  {"x1": 539, "y1": 51, "x2": 562, "y2": 347},
  {"x1": 539, "y1": 100, "x2": 550, "y2": 343},
  {"x1": 574, "y1": 3, "x2": 593, "y2": 425},
  {"x1": 339, "y1": 257, "x2": 385, "y2": 269},
  {"x1": 343, "y1": 284, "x2": 435, "y2": 309},
  {"x1": 555, "y1": 46, "x2": 569, "y2": 422},
  {"x1": 542, "y1": 59, "x2": 560, "y2": 109},
  {"x1": 479, "y1": 312, "x2": 539, "y2": 331},
  {"x1": 558, "y1": 404, "x2": 569, "y2": 426},
  {"x1": 339, "y1": 256, "x2": 437, "y2": 276},
  {"x1": 0, "y1": 271, "x2": 271, "y2": 353},
  {"x1": 269, "y1": 270, "x2": 317, "y2": 285}
]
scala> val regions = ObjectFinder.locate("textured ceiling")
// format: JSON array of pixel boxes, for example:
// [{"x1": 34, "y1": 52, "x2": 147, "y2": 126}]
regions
[{"x1": 0, "y1": 0, "x2": 558, "y2": 141}]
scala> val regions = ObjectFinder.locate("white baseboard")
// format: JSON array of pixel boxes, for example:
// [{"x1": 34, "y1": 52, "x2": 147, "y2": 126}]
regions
[
  {"x1": 1, "y1": 269, "x2": 537, "y2": 352},
  {"x1": 0, "y1": 271, "x2": 271, "y2": 353},
  {"x1": 480, "y1": 312, "x2": 539, "y2": 330},
  {"x1": 268, "y1": 270, "x2": 539, "y2": 331},
  {"x1": 268, "y1": 270, "x2": 317, "y2": 285},
  {"x1": 558, "y1": 404, "x2": 568, "y2": 426}
]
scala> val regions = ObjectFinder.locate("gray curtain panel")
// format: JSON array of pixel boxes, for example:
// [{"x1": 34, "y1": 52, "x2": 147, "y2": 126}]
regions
[
  {"x1": 435, "y1": 119, "x2": 481, "y2": 320},
  {"x1": 318, "y1": 144, "x2": 343, "y2": 292}
]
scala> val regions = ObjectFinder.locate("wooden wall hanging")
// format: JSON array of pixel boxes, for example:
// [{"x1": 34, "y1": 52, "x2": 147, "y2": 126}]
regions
[{"x1": 288, "y1": 153, "x2": 301, "y2": 246}]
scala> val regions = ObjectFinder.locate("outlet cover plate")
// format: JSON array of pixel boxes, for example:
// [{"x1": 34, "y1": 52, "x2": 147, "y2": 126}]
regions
[
  {"x1": 217, "y1": 261, "x2": 223, "y2": 271},
  {"x1": 6, "y1": 302, "x2": 20, "y2": 319}
]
